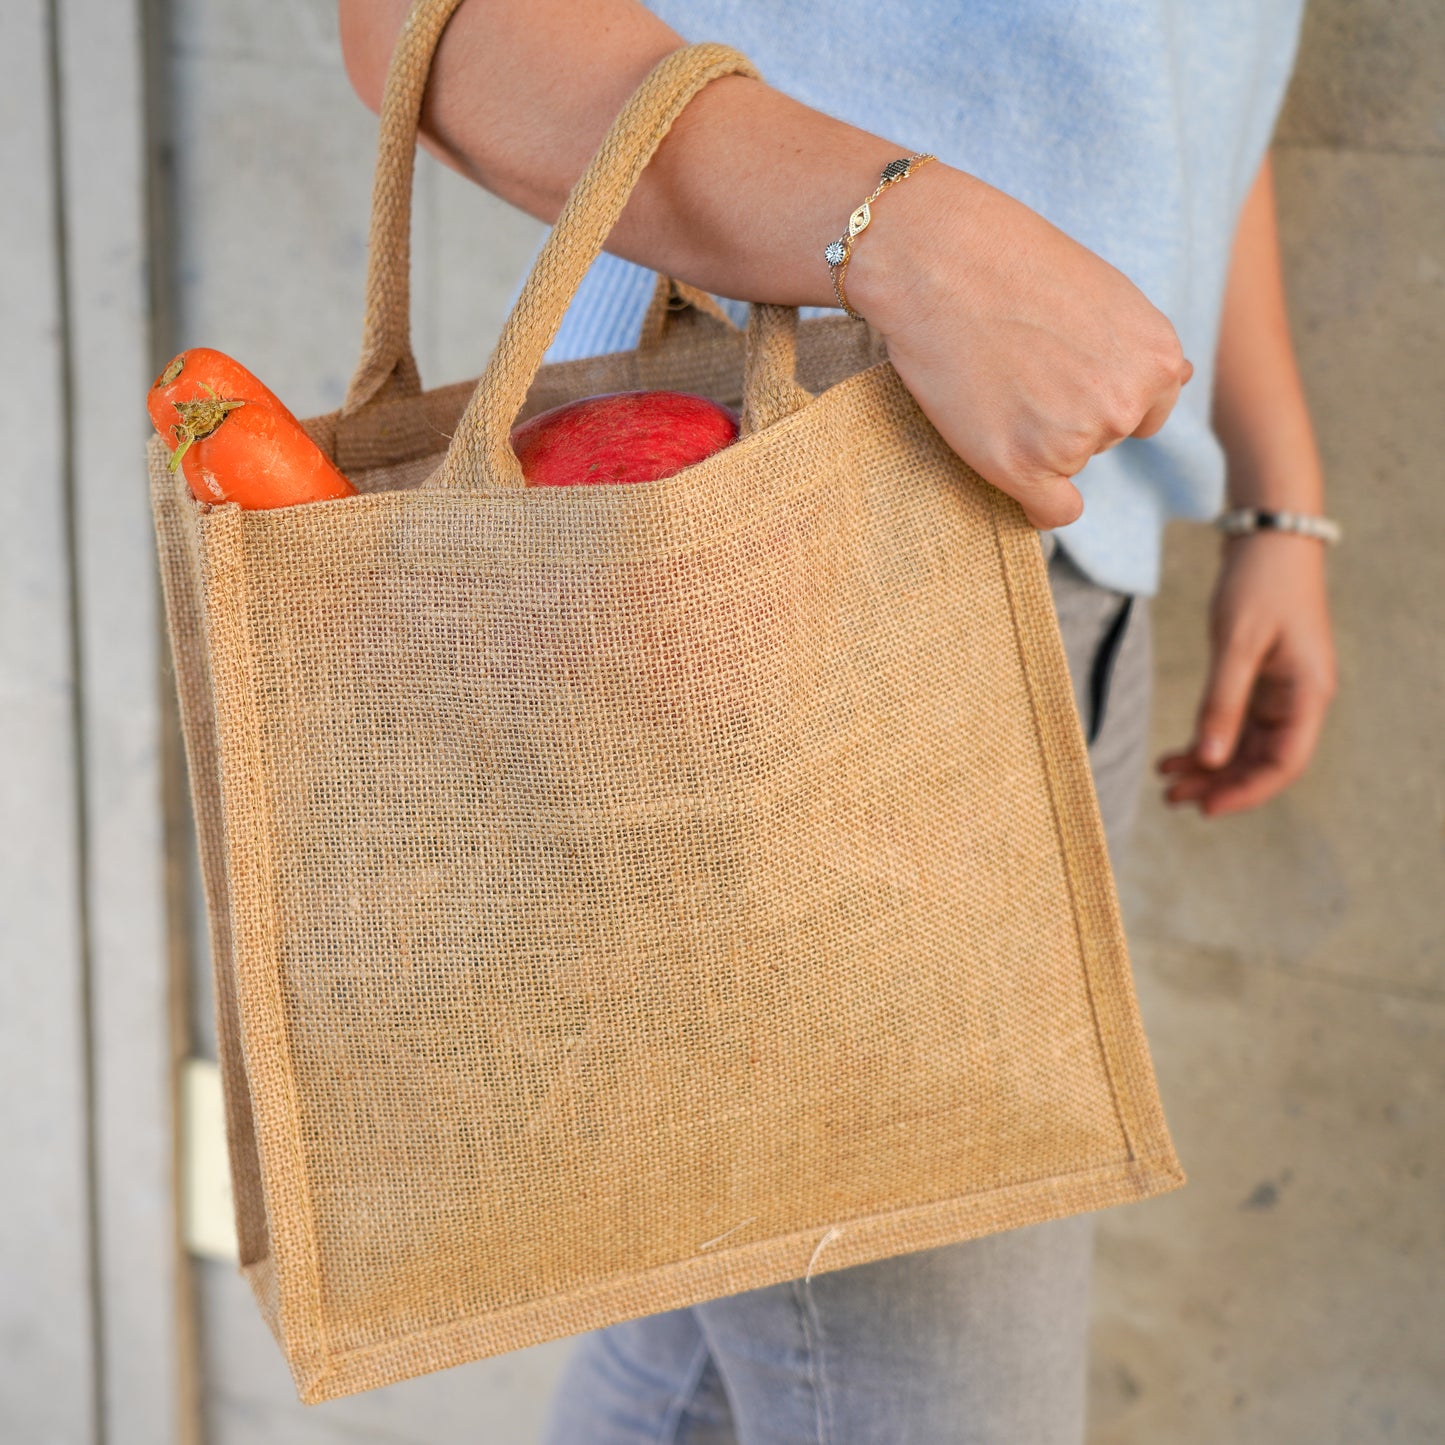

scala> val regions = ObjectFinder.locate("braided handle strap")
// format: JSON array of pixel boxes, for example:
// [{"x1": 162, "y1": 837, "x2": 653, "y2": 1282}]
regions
[
  {"x1": 342, "y1": 1, "x2": 811, "y2": 479},
  {"x1": 342, "y1": 0, "x2": 469, "y2": 415}
]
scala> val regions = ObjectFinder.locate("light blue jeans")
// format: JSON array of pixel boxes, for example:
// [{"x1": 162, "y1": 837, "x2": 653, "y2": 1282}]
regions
[{"x1": 542, "y1": 545, "x2": 1153, "y2": 1445}]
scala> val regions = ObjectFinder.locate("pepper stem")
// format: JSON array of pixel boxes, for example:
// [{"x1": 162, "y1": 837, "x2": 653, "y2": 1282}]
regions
[{"x1": 168, "y1": 396, "x2": 245, "y2": 473}]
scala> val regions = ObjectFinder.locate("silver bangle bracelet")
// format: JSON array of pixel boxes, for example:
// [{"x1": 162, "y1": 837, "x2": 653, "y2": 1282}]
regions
[{"x1": 1214, "y1": 507, "x2": 1342, "y2": 546}]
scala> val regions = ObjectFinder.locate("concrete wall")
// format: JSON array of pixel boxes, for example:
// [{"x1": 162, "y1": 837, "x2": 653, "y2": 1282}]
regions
[
  {"x1": 4, "y1": 0, "x2": 1439, "y2": 1440},
  {"x1": 2, "y1": 8, "x2": 99, "y2": 1440},
  {"x1": 4, "y1": 2, "x2": 184, "y2": 1441},
  {"x1": 1089, "y1": 2, "x2": 1445, "y2": 1440}
]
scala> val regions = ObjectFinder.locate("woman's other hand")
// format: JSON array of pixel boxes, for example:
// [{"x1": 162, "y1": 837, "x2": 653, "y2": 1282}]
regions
[{"x1": 1156, "y1": 533, "x2": 1336, "y2": 816}]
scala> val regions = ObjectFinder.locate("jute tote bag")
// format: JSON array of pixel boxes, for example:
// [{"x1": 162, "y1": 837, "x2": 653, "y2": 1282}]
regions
[{"x1": 150, "y1": 0, "x2": 1182, "y2": 1404}]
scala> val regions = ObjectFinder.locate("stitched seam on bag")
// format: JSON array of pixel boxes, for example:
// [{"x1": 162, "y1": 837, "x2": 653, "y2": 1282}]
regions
[
  {"x1": 300, "y1": 1162, "x2": 1185, "y2": 1397},
  {"x1": 988, "y1": 500, "x2": 1136, "y2": 1161},
  {"x1": 204, "y1": 506, "x2": 334, "y2": 1382},
  {"x1": 157, "y1": 453, "x2": 272, "y2": 1269},
  {"x1": 303, "y1": 1155, "x2": 1182, "y2": 1378}
]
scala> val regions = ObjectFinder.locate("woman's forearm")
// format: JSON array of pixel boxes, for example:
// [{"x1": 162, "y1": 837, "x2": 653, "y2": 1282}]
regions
[
  {"x1": 339, "y1": 0, "x2": 947, "y2": 325},
  {"x1": 1213, "y1": 155, "x2": 1325, "y2": 512}
]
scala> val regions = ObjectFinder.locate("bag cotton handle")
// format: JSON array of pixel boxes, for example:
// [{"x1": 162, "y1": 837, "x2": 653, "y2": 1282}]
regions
[
  {"x1": 343, "y1": 0, "x2": 810, "y2": 475},
  {"x1": 343, "y1": 0, "x2": 748, "y2": 414},
  {"x1": 342, "y1": 0, "x2": 468, "y2": 415}
]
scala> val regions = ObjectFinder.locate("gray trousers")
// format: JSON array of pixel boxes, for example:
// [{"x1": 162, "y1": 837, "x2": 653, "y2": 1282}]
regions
[{"x1": 541, "y1": 546, "x2": 1153, "y2": 1445}]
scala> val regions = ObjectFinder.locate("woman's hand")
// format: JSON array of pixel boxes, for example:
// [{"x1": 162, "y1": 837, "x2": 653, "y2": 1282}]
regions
[
  {"x1": 1157, "y1": 533, "x2": 1335, "y2": 816},
  {"x1": 847, "y1": 169, "x2": 1194, "y2": 530}
]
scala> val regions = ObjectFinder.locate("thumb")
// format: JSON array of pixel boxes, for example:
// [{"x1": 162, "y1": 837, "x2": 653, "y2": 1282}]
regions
[
  {"x1": 1015, "y1": 475, "x2": 1084, "y2": 531},
  {"x1": 1194, "y1": 636, "x2": 1265, "y2": 768}
]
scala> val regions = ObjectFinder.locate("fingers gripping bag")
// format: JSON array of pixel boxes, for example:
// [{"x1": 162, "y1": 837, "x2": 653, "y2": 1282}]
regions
[{"x1": 149, "y1": 0, "x2": 1182, "y2": 1404}]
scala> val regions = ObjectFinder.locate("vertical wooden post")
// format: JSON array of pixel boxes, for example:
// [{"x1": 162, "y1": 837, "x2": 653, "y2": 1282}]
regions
[
  {"x1": 48, "y1": 0, "x2": 202, "y2": 1439},
  {"x1": 0, "y1": 3, "x2": 101, "y2": 1438}
]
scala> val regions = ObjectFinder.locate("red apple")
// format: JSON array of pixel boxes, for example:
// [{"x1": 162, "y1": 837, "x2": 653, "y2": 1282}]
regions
[{"x1": 510, "y1": 390, "x2": 739, "y2": 488}]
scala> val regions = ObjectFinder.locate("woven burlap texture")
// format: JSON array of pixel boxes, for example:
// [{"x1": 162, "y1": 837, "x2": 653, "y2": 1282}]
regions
[{"x1": 150, "y1": 0, "x2": 1183, "y2": 1406}]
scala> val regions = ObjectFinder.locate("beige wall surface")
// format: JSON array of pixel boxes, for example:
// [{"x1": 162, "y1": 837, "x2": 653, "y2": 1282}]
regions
[{"x1": 1089, "y1": 2, "x2": 1445, "y2": 1441}]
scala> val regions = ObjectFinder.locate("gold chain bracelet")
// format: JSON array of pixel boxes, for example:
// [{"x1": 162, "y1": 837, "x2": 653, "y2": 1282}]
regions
[{"x1": 823, "y1": 153, "x2": 936, "y2": 320}]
